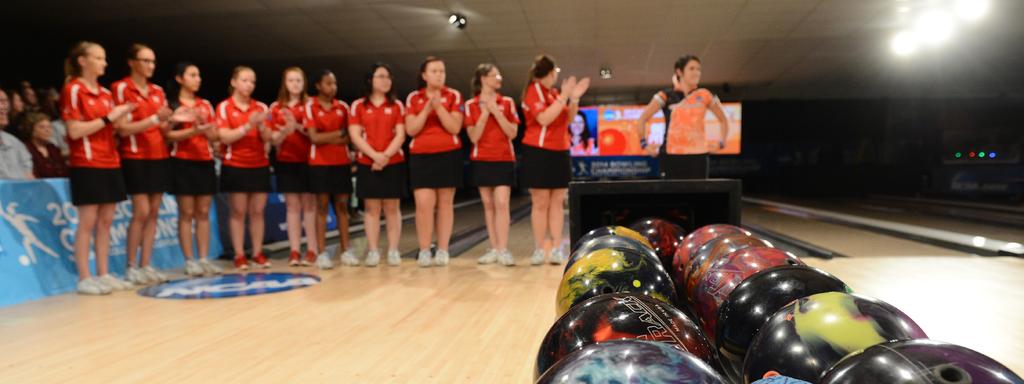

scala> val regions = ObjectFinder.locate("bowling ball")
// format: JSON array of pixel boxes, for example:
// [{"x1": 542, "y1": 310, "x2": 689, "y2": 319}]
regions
[
  {"x1": 536, "y1": 339, "x2": 728, "y2": 384},
  {"x1": 565, "y1": 234, "x2": 660, "y2": 273},
  {"x1": 743, "y1": 291, "x2": 928, "y2": 383},
  {"x1": 683, "y1": 234, "x2": 770, "y2": 304},
  {"x1": 576, "y1": 225, "x2": 653, "y2": 252},
  {"x1": 629, "y1": 217, "x2": 686, "y2": 272},
  {"x1": 674, "y1": 224, "x2": 750, "y2": 280},
  {"x1": 717, "y1": 265, "x2": 851, "y2": 382},
  {"x1": 599, "y1": 128, "x2": 627, "y2": 155},
  {"x1": 692, "y1": 247, "x2": 803, "y2": 341},
  {"x1": 557, "y1": 248, "x2": 676, "y2": 316},
  {"x1": 820, "y1": 339, "x2": 1024, "y2": 384},
  {"x1": 536, "y1": 293, "x2": 718, "y2": 379}
]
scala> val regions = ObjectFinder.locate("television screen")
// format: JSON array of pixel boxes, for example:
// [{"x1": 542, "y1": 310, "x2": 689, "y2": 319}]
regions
[{"x1": 571, "y1": 103, "x2": 741, "y2": 156}]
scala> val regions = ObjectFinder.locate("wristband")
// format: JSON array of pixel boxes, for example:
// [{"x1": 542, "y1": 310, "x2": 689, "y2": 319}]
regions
[{"x1": 101, "y1": 116, "x2": 112, "y2": 125}]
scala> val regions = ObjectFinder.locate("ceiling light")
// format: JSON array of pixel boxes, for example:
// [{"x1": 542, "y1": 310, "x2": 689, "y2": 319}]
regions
[
  {"x1": 448, "y1": 13, "x2": 467, "y2": 29},
  {"x1": 890, "y1": 31, "x2": 918, "y2": 56},
  {"x1": 599, "y1": 68, "x2": 612, "y2": 79},
  {"x1": 913, "y1": 10, "x2": 955, "y2": 46},
  {"x1": 954, "y1": 0, "x2": 989, "y2": 22}
]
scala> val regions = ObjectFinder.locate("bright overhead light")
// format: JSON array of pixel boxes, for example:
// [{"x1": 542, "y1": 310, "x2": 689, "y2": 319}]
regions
[
  {"x1": 954, "y1": 0, "x2": 989, "y2": 22},
  {"x1": 448, "y1": 13, "x2": 467, "y2": 29},
  {"x1": 599, "y1": 68, "x2": 612, "y2": 80},
  {"x1": 890, "y1": 31, "x2": 918, "y2": 56},
  {"x1": 913, "y1": 10, "x2": 955, "y2": 46},
  {"x1": 898, "y1": 6, "x2": 910, "y2": 13}
]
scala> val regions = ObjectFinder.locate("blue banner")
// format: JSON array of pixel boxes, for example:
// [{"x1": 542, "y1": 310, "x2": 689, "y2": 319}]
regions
[
  {"x1": 0, "y1": 178, "x2": 223, "y2": 308},
  {"x1": 263, "y1": 193, "x2": 339, "y2": 244},
  {"x1": 571, "y1": 156, "x2": 660, "y2": 179}
]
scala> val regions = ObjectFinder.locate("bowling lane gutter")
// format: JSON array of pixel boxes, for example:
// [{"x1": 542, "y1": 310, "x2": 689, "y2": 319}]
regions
[
  {"x1": 744, "y1": 197, "x2": 1024, "y2": 257},
  {"x1": 399, "y1": 202, "x2": 533, "y2": 259},
  {"x1": 862, "y1": 195, "x2": 1024, "y2": 228},
  {"x1": 742, "y1": 224, "x2": 845, "y2": 260}
]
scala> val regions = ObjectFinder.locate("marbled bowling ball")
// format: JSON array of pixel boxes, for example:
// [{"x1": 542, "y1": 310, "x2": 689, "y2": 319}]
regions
[
  {"x1": 536, "y1": 339, "x2": 727, "y2": 384},
  {"x1": 557, "y1": 248, "x2": 676, "y2": 316},
  {"x1": 629, "y1": 217, "x2": 686, "y2": 272},
  {"x1": 673, "y1": 224, "x2": 750, "y2": 282},
  {"x1": 576, "y1": 225, "x2": 654, "y2": 252},
  {"x1": 820, "y1": 339, "x2": 1024, "y2": 384},
  {"x1": 683, "y1": 233, "x2": 770, "y2": 304},
  {"x1": 743, "y1": 291, "x2": 928, "y2": 383},
  {"x1": 565, "y1": 234, "x2": 659, "y2": 273},
  {"x1": 536, "y1": 293, "x2": 718, "y2": 379}
]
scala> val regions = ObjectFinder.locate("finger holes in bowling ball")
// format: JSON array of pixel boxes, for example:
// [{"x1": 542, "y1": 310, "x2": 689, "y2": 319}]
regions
[
  {"x1": 602, "y1": 287, "x2": 615, "y2": 295},
  {"x1": 935, "y1": 364, "x2": 968, "y2": 384}
]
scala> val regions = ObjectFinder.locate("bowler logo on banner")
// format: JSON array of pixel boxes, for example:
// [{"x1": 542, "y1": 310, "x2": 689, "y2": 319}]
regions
[{"x1": 138, "y1": 273, "x2": 320, "y2": 300}]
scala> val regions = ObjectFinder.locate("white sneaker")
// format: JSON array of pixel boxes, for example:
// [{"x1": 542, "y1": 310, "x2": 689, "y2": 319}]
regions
[
  {"x1": 365, "y1": 250, "x2": 380, "y2": 267},
  {"x1": 530, "y1": 249, "x2": 545, "y2": 266},
  {"x1": 387, "y1": 250, "x2": 401, "y2": 266},
  {"x1": 477, "y1": 249, "x2": 498, "y2": 264},
  {"x1": 434, "y1": 250, "x2": 450, "y2": 266},
  {"x1": 316, "y1": 253, "x2": 335, "y2": 270},
  {"x1": 498, "y1": 250, "x2": 516, "y2": 266},
  {"x1": 184, "y1": 261, "x2": 204, "y2": 277},
  {"x1": 126, "y1": 267, "x2": 152, "y2": 285},
  {"x1": 77, "y1": 277, "x2": 111, "y2": 295},
  {"x1": 340, "y1": 249, "x2": 360, "y2": 266},
  {"x1": 143, "y1": 265, "x2": 169, "y2": 283},
  {"x1": 97, "y1": 274, "x2": 134, "y2": 290},
  {"x1": 417, "y1": 250, "x2": 433, "y2": 268},
  {"x1": 549, "y1": 249, "x2": 566, "y2": 265},
  {"x1": 198, "y1": 259, "x2": 223, "y2": 275}
]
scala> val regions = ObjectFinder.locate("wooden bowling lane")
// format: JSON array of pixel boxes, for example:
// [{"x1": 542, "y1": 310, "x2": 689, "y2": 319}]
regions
[
  {"x1": 0, "y1": 204, "x2": 564, "y2": 384},
  {"x1": 743, "y1": 203, "x2": 967, "y2": 257}
]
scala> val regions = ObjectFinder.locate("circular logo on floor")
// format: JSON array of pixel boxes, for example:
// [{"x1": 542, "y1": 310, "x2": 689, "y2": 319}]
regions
[{"x1": 137, "y1": 273, "x2": 320, "y2": 300}]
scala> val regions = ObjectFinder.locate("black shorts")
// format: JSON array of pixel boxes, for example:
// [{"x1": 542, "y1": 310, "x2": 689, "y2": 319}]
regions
[
  {"x1": 519, "y1": 145, "x2": 570, "y2": 189},
  {"x1": 172, "y1": 159, "x2": 217, "y2": 196},
  {"x1": 122, "y1": 158, "x2": 170, "y2": 194},
  {"x1": 220, "y1": 165, "x2": 271, "y2": 193},
  {"x1": 356, "y1": 163, "x2": 407, "y2": 199},
  {"x1": 274, "y1": 161, "x2": 309, "y2": 193},
  {"x1": 659, "y1": 153, "x2": 709, "y2": 179},
  {"x1": 69, "y1": 167, "x2": 127, "y2": 206},
  {"x1": 309, "y1": 165, "x2": 353, "y2": 195},
  {"x1": 470, "y1": 161, "x2": 515, "y2": 187},
  {"x1": 408, "y1": 150, "x2": 464, "y2": 189}
]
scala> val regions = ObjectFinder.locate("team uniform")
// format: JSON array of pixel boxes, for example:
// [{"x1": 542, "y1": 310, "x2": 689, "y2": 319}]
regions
[
  {"x1": 306, "y1": 98, "x2": 353, "y2": 194},
  {"x1": 111, "y1": 77, "x2": 170, "y2": 194},
  {"x1": 405, "y1": 87, "x2": 464, "y2": 189},
  {"x1": 169, "y1": 97, "x2": 218, "y2": 195},
  {"x1": 653, "y1": 87, "x2": 715, "y2": 179},
  {"x1": 269, "y1": 100, "x2": 312, "y2": 193},
  {"x1": 61, "y1": 78, "x2": 127, "y2": 205},
  {"x1": 464, "y1": 93, "x2": 518, "y2": 187},
  {"x1": 519, "y1": 81, "x2": 571, "y2": 189},
  {"x1": 216, "y1": 98, "x2": 272, "y2": 192},
  {"x1": 349, "y1": 97, "x2": 406, "y2": 199}
]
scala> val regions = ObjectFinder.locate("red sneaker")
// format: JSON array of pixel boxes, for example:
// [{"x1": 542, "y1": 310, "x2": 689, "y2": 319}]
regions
[
  {"x1": 234, "y1": 255, "x2": 250, "y2": 270},
  {"x1": 253, "y1": 253, "x2": 271, "y2": 269},
  {"x1": 288, "y1": 251, "x2": 301, "y2": 267},
  {"x1": 303, "y1": 250, "x2": 317, "y2": 266}
]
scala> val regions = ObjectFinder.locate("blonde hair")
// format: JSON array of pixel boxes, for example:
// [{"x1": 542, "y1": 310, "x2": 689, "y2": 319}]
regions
[{"x1": 64, "y1": 41, "x2": 101, "y2": 82}]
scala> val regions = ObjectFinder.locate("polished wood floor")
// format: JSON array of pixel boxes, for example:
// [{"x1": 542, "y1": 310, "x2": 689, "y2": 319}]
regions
[{"x1": 0, "y1": 206, "x2": 1021, "y2": 383}]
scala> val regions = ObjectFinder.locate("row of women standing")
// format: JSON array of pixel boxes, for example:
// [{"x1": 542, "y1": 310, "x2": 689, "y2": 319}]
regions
[{"x1": 61, "y1": 41, "x2": 589, "y2": 295}]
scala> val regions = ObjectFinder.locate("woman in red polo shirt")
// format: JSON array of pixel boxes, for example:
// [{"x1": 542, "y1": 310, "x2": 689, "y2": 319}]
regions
[
  {"x1": 306, "y1": 69, "x2": 354, "y2": 268},
  {"x1": 348, "y1": 63, "x2": 406, "y2": 267},
  {"x1": 111, "y1": 43, "x2": 174, "y2": 286},
  {"x1": 62, "y1": 41, "x2": 136, "y2": 295},
  {"x1": 269, "y1": 67, "x2": 318, "y2": 268},
  {"x1": 520, "y1": 54, "x2": 589, "y2": 265},
  {"x1": 405, "y1": 57, "x2": 463, "y2": 268},
  {"x1": 165, "y1": 62, "x2": 223, "y2": 277},
  {"x1": 217, "y1": 66, "x2": 291, "y2": 270},
  {"x1": 465, "y1": 63, "x2": 518, "y2": 266}
]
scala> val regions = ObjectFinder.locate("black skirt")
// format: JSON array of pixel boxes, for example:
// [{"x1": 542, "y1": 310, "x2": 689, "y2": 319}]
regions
[
  {"x1": 220, "y1": 165, "x2": 271, "y2": 193},
  {"x1": 356, "y1": 163, "x2": 407, "y2": 199},
  {"x1": 274, "y1": 161, "x2": 310, "y2": 193},
  {"x1": 470, "y1": 161, "x2": 515, "y2": 187},
  {"x1": 69, "y1": 167, "x2": 127, "y2": 206},
  {"x1": 408, "y1": 150, "x2": 464, "y2": 189},
  {"x1": 309, "y1": 165, "x2": 353, "y2": 195},
  {"x1": 122, "y1": 158, "x2": 170, "y2": 194},
  {"x1": 518, "y1": 145, "x2": 570, "y2": 189},
  {"x1": 172, "y1": 159, "x2": 217, "y2": 196},
  {"x1": 659, "y1": 153, "x2": 709, "y2": 179}
]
